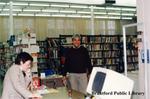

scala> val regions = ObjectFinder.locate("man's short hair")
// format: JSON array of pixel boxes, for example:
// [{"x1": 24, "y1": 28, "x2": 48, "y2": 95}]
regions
[{"x1": 72, "y1": 34, "x2": 81, "y2": 40}]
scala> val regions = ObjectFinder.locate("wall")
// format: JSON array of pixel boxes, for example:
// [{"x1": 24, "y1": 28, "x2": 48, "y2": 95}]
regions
[
  {"x1": 0, "y1": 16, "x2": 136, "y2": 42},
  {"x1": 137, "y1": 0, "x2": 150, "y2": 99}
]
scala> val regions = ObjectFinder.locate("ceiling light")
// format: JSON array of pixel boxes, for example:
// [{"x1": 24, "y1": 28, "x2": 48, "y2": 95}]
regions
[
  {"x1": 18, "y1": 14, "x2": 34, "y2": 16},
  {"x1": 60, "y1": 10, "x2": 76, "y2": 13},
  {"x1": 121, "y1": 17, "x2": 132, "y2": 20},
  {"x1": 29, "y1": 3, "x2": 50, "y2": 7},
  {"x1": 122, "y1": 8, "x2": 136, "y2": 11},
  {"x1": 95, "y1": 16, "x2": 108, "y2": 19},
  {"x1": 122, "y1": 13, "x2": 135, "y2": 16},
  {"x1": 13, "y1": 2, "x2": 28, "y2": 6},
  {"x1": 36, "y1": 14, "x2": 50, "y2": 17},
  {"x1": 67, "y1": 15, "x2": 81, "y2": 18},
  {"x1": 106, "y1": 7, "x2": 121, "y2": 10},
  {"x1": 108, "y1": 12, "x2": 120, "y2": 15},
  {"x1": 70, "y1": 5, "x2": 89, "y2": 9},
  {"x1": 0, "y1": 2, "x2": 6, "y2": 5},
  {"x1": 50, "y1": 4, "x2": 69, "y2": 8},
  {"x1": 81, "y1": 15, "x2": 91, "y2": 18},
  {"x1": 78, "y1": 11, "x2": 91, "y2": 14},
  {"x1": 108, "y1": 16, "x2": 120, "y2": 19},
  {"x1": 93, "y1": 6, "x2": 105, "y2": 10},
  {"x1": 0, "y1": 13, "x2": 17, "y2": 16},
  {"x1": 51, "y1": 14, "x2": 66, "y2": 17},
  {"x1": 23, "y1": 9, "x2": 41, "y2": 12},
  {"x1": 42, "y1": 9, "x2": 59, "y2": 13},
  {"x1": 94, "y1": 12, "x2": 106, "y2": 15},
  {"x1": 0, "y1": 13, "x2": 9, "y2": 16}
]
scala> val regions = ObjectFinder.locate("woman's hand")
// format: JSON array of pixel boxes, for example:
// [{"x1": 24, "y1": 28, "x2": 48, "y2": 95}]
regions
[{"x1": 30, "y1": 93, "x2": 42, "y2": 99}]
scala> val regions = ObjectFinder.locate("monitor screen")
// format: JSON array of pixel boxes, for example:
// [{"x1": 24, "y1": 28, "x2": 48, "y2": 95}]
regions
[{"x1": 92, "y1": 72, "x2": 106, "y2": 94}]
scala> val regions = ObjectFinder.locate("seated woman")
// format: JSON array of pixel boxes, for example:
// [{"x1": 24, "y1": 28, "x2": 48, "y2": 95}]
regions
[{"x1": 1, "y1": 52, "x2": 42, "y2": 99}]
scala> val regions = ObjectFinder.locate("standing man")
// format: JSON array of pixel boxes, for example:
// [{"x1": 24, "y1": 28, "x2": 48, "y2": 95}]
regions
[{"x1": 63, "y1": 34, "x2": 92, "y2": 98}]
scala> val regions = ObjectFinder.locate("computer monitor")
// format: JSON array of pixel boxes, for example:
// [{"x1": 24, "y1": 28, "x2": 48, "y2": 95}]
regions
[{"x1": 86, "y1": 67, "x2": 134, "y2": 99}]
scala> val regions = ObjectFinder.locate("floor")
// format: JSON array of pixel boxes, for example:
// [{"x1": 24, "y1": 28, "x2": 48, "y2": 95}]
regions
[
  {"x1": 0, "y1": 71, "x2": 139, "y2": 99},
  {"x1": 127, "y1": 71, "x2": 139, "y2": 99}
]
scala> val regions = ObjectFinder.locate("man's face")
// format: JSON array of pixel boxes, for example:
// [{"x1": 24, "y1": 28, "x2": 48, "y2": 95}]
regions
[{"x1": 72, "y1": 37, "x2": 81, "y2": 48}]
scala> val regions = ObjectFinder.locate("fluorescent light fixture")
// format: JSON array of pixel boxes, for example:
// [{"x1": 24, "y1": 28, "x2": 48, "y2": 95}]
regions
[
  {"x1": 0, "y1": 13, "x2": 16, "y2": 16},
  {"x1": 94, "y1": 12, "x2": 106, "y2": 15},
  {"x1": 60, "y1": 10, "x2": 76, "y2": 13},
  {"x1": 2, "y1": 9, "x2": 11, "y2": 11},
  {"x1": 13, "y1": 9, "x2": 22, "y2": 12},
  {"x1": 122, "y1": 8, "x2": 136, "y2": 11},
  {"x1": 29, "y1": 3, "x2": 50, "y2": 7},
  {"x1": 1, "y1": 8, "x2": 22, "y2": 12},
  {"x1": 95, "y1": 16, "x2": 108, "y2": 19},
  {"x1": 67, "y1": 15, "x2": 81, "y2": 18},
  {"x1": 18, "y1": 14, "x2": 34, "y2": 16},
  {"x1": 121, "y1": 17, "x2": 132, "y2": 20},
  {"x1": 122, "y1": 13, "x2": 134, "y2": 16},
  {"x1": 42, "y1": 9, "x2": 59, "y2": 13},
  {"x1": 93, "y1": 6, "x2": 105, "y2": 10},
  {"x1": 0, "y1": 2, "x2": 6, "y2": 5},
  {"x1": 108, "y1": 16, "x2": 120, "y2": 19},
  {"x1": 106, "y1": 7, "x2": 121, "y2": 10},
  {"x1": 70, "y1": 5, "x2": 89, "y2": 9},
  {"x1": 81, "y1": 15, "x2": 91, "y2": 18},
  {"x1": 13, "y1": 2, "x2": 28, "y2": 6},
  {"x1": 50, "y1": 4, "x2": 69, "y2": 8},
  {"x1": 51, "y1": 14, "x2": 66, "y2": 17},
  {"x1": 78, "y1": 11, "x2": 91, "y2": 14},
  {"x1": 0, "y1": 13, "x2": 9, "y2": 16},
  {"x1": 36, "y1": 14, "x2": 50, "y2": 17},
  {"x1": 23, "y1": 9, "x2": 41, "y2": 12},
  {"x1": 108, "y1": 12, "x2": 120, "y2": 15}
]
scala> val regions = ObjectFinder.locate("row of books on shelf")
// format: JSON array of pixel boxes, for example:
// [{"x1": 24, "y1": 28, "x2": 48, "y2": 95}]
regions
[
  {"x1": 82, "y1": 36, "x2": 120, "y2": 43},
  {"x1": 47, "y1": 39, "x2": 60, "y2": 47},
  {"x1": 89, "y1": 51, "x2": 123, "y2": 58},
  {"x1": 61, "y1": 35, "x2": 136, "y2": 44}
]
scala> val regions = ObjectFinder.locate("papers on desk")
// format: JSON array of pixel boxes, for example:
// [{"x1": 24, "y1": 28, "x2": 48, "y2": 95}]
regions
[
  {"x1": 36, "y1": 88, "x2": 59, "y2": 95},
  {"x1": 48, "y1": 88, "x2": 59, "y2": 93}
]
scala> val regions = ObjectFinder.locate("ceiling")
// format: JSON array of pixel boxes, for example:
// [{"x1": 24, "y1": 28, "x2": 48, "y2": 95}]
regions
[
  {"x1": 0, "y1": 0, "x2": 136, "y2": 20},
  {"x1": 0, "y1": 0, "x2": 136, "y2": 6}
]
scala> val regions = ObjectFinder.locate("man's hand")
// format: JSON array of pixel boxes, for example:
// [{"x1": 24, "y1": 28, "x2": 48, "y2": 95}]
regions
[{"x1": 62, "y1": 76, "x2": 67, "y2": 86}]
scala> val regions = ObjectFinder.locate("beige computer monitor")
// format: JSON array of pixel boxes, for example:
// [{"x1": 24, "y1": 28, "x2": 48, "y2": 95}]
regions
[{"x1": 86, "y1": 67, "x2": 134, "y2": 99}]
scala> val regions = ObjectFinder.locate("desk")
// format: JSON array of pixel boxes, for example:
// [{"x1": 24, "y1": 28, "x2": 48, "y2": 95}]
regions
[
  {"x1": 41, "y1": 76, "x2": 64, "y2": 88},
  {"x1": 40, "y1": 76, "x2": 85, "y2": 99},
  {"x1": 42, "y1": 87, "x2": 68, "y2": 99},
  {"x1": 38, "y1": 87, "x2": 85, "y2": 99}
]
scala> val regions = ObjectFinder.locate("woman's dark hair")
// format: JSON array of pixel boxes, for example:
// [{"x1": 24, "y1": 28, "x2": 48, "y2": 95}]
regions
[{"x1": 15, "y1": 52, "x2": 33, "y2": 65}]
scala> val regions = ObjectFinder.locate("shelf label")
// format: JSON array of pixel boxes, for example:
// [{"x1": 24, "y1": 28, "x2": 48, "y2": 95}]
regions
[{"x1": 141, "y1": 49, "x2": 150, "y2": 63}]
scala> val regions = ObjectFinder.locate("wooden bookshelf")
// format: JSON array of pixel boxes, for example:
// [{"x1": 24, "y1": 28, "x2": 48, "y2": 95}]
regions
[{"x1": 59, "y1": 34, "x2": 138, "y2": 72}]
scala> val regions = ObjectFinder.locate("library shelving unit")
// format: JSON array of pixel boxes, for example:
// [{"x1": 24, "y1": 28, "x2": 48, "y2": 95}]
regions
[
  {"x1": 0, "y1": 43, "x2": 5, "y2": 77},
  {"x1": 59, "y1": 34, "x2": 138, "y2": 72},
  {"x1": 126, "y1": 35, "x2": 138, "y2": 71},
  {"x1": 37, "y1": 40, "x2": 48, "y2": 76},
  {"x1": 46, "y1": 37, "x2": 61, "y2": 75},
  {"x1": 0, "y1": 44, "x2": 15, "y2": 77},
  {"x1": 81, "y1": 35, "x2": 121, "y2": 71},
  {"x1": 59, "y1": 35, "x2": 73, "y2": 75}
]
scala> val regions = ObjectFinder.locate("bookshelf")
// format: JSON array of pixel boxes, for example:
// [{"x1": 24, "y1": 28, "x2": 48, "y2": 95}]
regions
[
  {"x1": 126, "y1": 35, "x2": 138, "y2": 71},
  {"x1": 37, "y1": 40, "x2": 48, "y2": 76},
  {"x1": 0, "y1": 44, "x2": 15, "y2": 77},
  {"x1": 0, "y1": 43, "x2": 5, "y2": 77},
  {"x1": 59, "y1": 34, "x2": 138, "y2": 72},
  {"x1": 46, "y1": 37, "x2": 61, "y2": 75}
]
